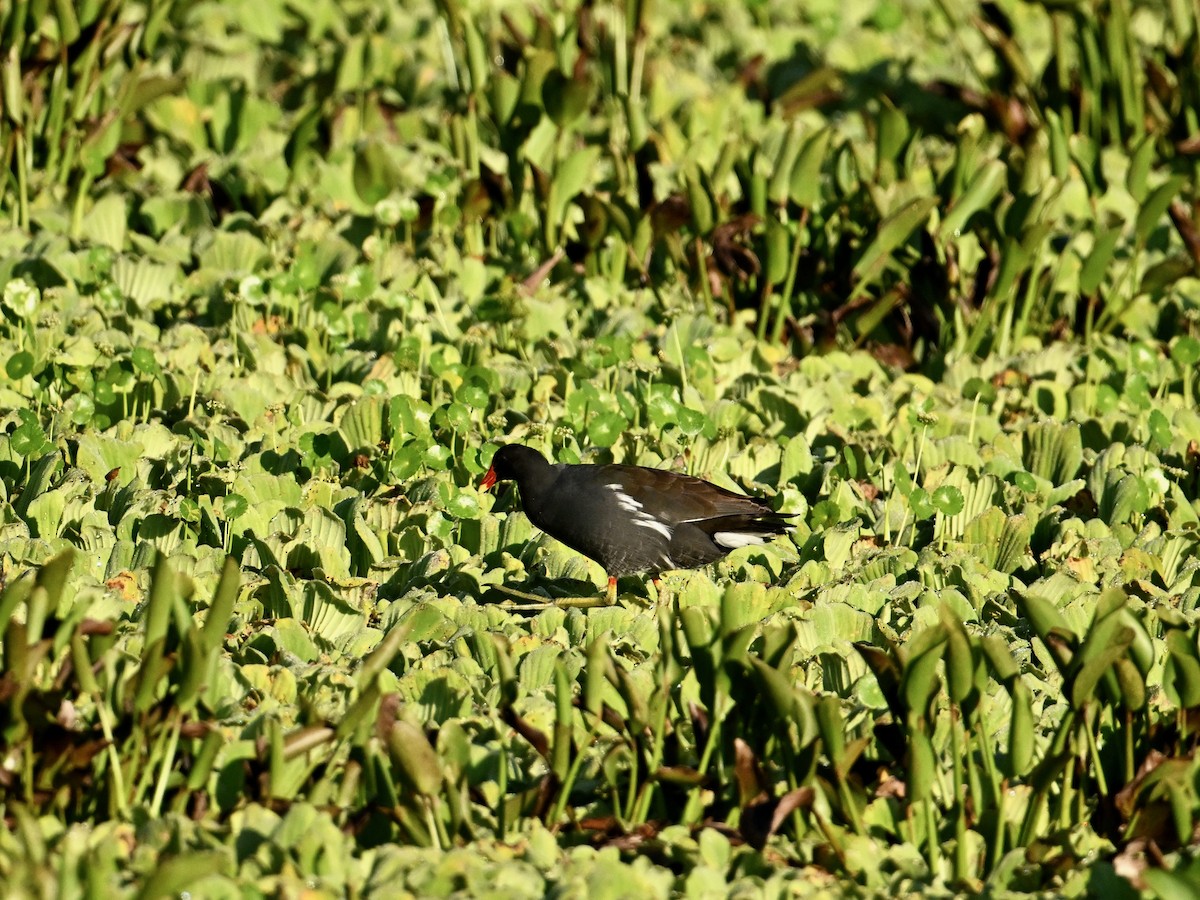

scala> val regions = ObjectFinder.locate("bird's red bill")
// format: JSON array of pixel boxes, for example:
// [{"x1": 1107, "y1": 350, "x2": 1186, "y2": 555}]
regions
[{"x1": 480, "y1": 467, "x2": 497, "y2": 490}]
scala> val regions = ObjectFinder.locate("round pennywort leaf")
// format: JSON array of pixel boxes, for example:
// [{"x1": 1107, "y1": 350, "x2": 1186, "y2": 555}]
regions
[
  {"x1": 444, "y1": 402, "x2": 472, "y2": 433},
  {"x1": 908, "y1": 488, "x2": 935, "y2": 519},
  {"x1": 961, "y1": 377, "x2": 996, "y2": 404},
  {"x1": 456, "y1": 383, "x2": 489, "y2": 410},
  {"x1": 1172, "y1": 337, "x2": 1200, "y2": 367},
  {"x1": 390, "y1": 445, "x2": 423, "y2": 481},
  {"x1": 131, "y1": 346, "x2": 160, "y2": 375},
  {"x1": 10, "y1": 423, "x2": 45, "y2": 457},
  {"x1": 677, "y1": 407, "x2": 709, "y2": 436},
  {"x1": 1010, "y1": 471, "x2": 1038, "y2": 492},
  {"x1": 1148, "y1": 409, "x2": 1172, "y2": 449},
  {"x1": 809, "y1": 499, "x2": 842, "y2": 529},
  {"x1": 932, "y1": 485, "x2": 965, "y2": 516},
  {"x1": 2, "y1": 278, "x2": 38, "y2": 318},
  {"x1": 647, "y1": 393, "x2": 681, "y2": 429},
  {"x1": 178, "y1": 497, "x2": 200, "y2": 523},
  {"x1": 223, "y1": 494, "x2": 249, "y2": 520},
  {"x1": 424, "y1": 444, "x2": 452, "y2": 470},
  {"x1": 446, "y1": 491, "x2": 481, "y2": 519},
  {"x1": 6, "y1": 351, "x2": 34, "y2": 380},
  {"x1": 587, "y1": 411, "x2": 627, "y2": 448},
  {"x1": 66, "y1": 393, "x2": 96, "y2": 426}
]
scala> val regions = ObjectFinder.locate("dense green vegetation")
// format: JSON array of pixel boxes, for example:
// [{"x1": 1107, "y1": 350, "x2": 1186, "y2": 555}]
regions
[{"x1": 3, "y1": 0, "x2": 1200, "y2": 895}]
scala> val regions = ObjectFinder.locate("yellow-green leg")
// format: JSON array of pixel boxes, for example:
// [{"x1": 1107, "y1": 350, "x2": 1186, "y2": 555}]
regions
[{"x1": 653, "y1": 576, "x2": 667, "y2": 605}]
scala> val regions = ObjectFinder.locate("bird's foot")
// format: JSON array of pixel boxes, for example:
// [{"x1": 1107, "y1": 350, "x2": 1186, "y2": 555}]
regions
[{"x1": 652, "y1": 576, "x2": 671, "y2": 607}]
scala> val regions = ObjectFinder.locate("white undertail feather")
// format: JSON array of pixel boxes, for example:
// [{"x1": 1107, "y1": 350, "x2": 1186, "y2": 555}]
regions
[
  {"x1": 712, "y1": 531, "x2": 769, "y2": 549},
  {"x1": 606, "y1": 483, "x2": 673, "y2": 540}
]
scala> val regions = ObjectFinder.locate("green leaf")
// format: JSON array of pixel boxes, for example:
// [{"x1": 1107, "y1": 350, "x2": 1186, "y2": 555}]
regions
[
  {"x1": 1149, "y1": 409, "x2": 1172, "y2": 450},
  {"x1": 1164, "y1": 630, "x2": 1200, "y2": 709},
  {"x1": 1142, "y1": 869, "x2": 1200, "y2": 900},
  {"x1": 901, "y1": 627, "x2": 946, "y2": 714},
  {"x1": 353, "y1": 140, "x2": 400, "y2": 206},
  {"x1": 587, "y1": 411, "x2": 627, "y2": 448},
  {"x1": 1024, "y1": 422, "x2": 1083, "y2": 485},
  {"x1": 66, "y1": 393, "x2": 96, "y2": 425},
  {"x1": 10, "y1": 423, "x2": 48, "y2": 458},
  {"x1": 444, "y1": 402, "x2": 472, "y2": 433},
  {"x1": 1135, "y1": 176, "x2": 1184, "y2": 244},
  {"x1": 939, "y1": 604, "x2": 974, "y2": 704},
  {"x1": 939, "y1": 159, "x2": 1006, "y2": 238},
  {"x1": 677, "y1": 406, "x2": 709, "y2": 436},
  {"x1": 961, "y1": 377, "x2": 996, "y2": 403},
  {"x1": 1014, "y1": 591, "x2": 1074, "y2": 657},
  {"x1": 131, "y1": 346, "x2": 160, "y2": 375},
  {"x1": 137, "y1": 852, "x2": 227, "y2": 900},
  {"x1": 424, "y1": 444, "x2": 452, "y2": 470},
  {"x1": 1172, "y1": 337, "x2": 1200, "y2": 367},
  {"x1": 6, "y1": 351, "x2": 34, "y2": 380},
  {"x1": 1070, "y1": 626, "x2": 1133, "y2": 707},
  {"x1": 446, "y1": 490, "x2": 481, "y2": 519},
  {"x1": 993, "y1": 514, "x2": 1033, "y2": 575},
  {"x1": 769, "y1": 123, "x2": 806, "y2": 207},
  {"x1": 386, "y1": 720, "x2": 443, "y2": 796},
  {"x1": 790, "y1": 128, "x2": 833, "y2": 208},
  {"x1": 81, "y1": 193, "x2": 127, "y2": 251},
  {"x1": 111, "y1": 258, "x2": 180, "y2": 308},
  {"x1": 647, "y1": 391, "x2": 681, "y2": 428},
  {"x1": 1079, "y1": 227, "x2": 1122, "y2": 295},
  {"x1": 203, "y1": 557, "x2": 240, "y2": 654},
  {"x1": 931, "y1": 484, "x2": 964, "y2": 516},
  {"x1": 341, "y1": 396, "x2": 385, "y2": 450},
  {"x1": 14, "y1": 453, "x2": 60, "y2": 520},
  {"x1": 908, "y1": 487, "x2": 934, "y2": 519},
  {"x1": 907, "y1": 724, "x2": 935, "y2": 801},
  {"x1": 456, "y1": 382, "x2": 489, "y2": 409},
  {"x1": 390, "y1": 445, "x2": 423, "y2": 481},
  {"x1": 542, "y1": 70, "x2": 592, "y2": 128},
  {"x1": 850, "y1": 195, "x2": 938, "y2": 300},
  {"x1": 815, "y1": 695, "x2": 846, "y2": 764},
  {"x1": 685, "y1": 165, "x2": 714, "y2": 234},
  {"x1": 1007, "y1": 680, "x2": 1034, "y2": 775},
  {"x1": 223, "y1": 494, "x2": 249, "y2": 520},
  {"x1": 549, "y1": 146, "x2": 602, "y2": 237}
]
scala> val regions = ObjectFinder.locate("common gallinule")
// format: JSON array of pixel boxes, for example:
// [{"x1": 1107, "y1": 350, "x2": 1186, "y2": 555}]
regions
[{"x1": 480, "y1": 444, "x2": 793, "y2": 602}]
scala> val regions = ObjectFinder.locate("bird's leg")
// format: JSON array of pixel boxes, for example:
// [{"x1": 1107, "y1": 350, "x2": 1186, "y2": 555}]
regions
[{"x1": 606, "y1": 575, "x2": 618, "y2": 605}]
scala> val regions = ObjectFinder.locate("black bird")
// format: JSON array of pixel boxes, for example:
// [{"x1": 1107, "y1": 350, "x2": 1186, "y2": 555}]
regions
[{"x1": 480, "y1": 444, "x2": 793, "y2": 602}]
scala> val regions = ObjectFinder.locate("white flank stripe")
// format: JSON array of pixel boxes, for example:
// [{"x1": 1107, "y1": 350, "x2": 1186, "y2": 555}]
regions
[
  {"x1": 607, "y1": 483, "x2": 672, "y2": 540},
  {"x1": 636, "y1": 516, "x2": 673, "y2": 540},
  {"x1": 713, "y1": 531, "x2": 768, "y2": 549},
  {"x1": 606, "y1": 483, "x2": 643, "y2": 512}
]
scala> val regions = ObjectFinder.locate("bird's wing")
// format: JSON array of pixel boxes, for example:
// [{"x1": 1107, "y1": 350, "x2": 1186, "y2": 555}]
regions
[{"x1": 600, "y1": 464, "x2": 777, "y2": 525}]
